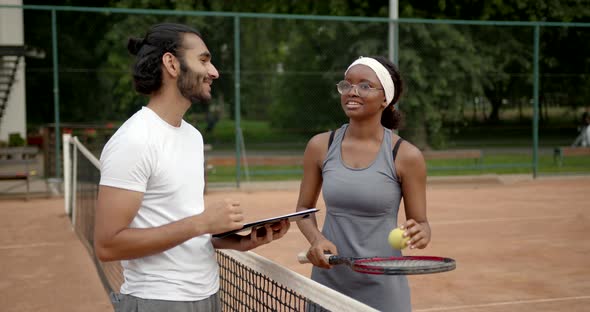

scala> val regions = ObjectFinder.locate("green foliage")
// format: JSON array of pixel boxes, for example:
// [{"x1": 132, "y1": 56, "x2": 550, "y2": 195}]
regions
[
  {"x1": 8, "y1": 133, "x2": 26, "y2": 147},
  {"x1": 266, "y1": 18, "x2": 391, "y2": 134},
  {"x1": 24, "y1": 0, "x2": 115, "y2": 124},
  {"x1": 21, "y1": 0, "x2": 590, "y2": 150},
  {"x1": 405, "y1": 0, "x2": 590, "y2": 124},
  {"x1": 195, "y1": 119, "x2": 310, "y2": 148},
  {"x1": 397, "y1": 23, "x2": 492, "y2": 148}
]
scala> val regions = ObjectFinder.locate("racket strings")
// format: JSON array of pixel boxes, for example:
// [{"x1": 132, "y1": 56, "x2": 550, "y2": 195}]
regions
[
  {"x1": 364, "y1": 259, "x2": 441, "y2": 268},
  {"x1": 352, "y1": 257, "x2": 456, "y2": 275}
]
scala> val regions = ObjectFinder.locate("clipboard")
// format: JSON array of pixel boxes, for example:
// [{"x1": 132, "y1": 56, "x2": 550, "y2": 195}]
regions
[{"x1": 212, "y1": 208, "x2": 319, "y2": 238}]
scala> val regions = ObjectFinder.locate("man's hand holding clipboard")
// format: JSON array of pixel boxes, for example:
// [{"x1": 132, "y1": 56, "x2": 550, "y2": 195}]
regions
[{"x1": 212, "y1": 208, "x2": 319, "y2": 238}]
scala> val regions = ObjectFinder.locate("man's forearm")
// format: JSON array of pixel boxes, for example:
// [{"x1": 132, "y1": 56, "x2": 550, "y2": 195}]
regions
[{"x1": 95, "y1": 215, "x2": 208, "y2": 261}]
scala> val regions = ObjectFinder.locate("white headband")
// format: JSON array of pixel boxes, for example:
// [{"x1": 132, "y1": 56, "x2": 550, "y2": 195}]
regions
[{"x1": 345, "y1": 57, "x2": 395, "y2": 104}]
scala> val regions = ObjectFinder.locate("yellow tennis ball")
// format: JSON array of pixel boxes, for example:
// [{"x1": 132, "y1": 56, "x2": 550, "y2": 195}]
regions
[{"x1": 388, "y1": 228, "x2": 409, "y2": 250}]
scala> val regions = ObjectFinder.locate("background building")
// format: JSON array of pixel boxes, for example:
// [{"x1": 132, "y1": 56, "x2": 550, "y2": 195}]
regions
[{"x1": 0, "y1": 0, "x2": 27, "y2": 144}]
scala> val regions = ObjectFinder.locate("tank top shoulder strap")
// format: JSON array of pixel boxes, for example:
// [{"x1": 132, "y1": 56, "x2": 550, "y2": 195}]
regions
[
  {"x1": 328, "y1": 130, "x2": 335, "y2": 149},
  {"x1": 327, "y1": 124, "x2": 348, "y2": 150}
]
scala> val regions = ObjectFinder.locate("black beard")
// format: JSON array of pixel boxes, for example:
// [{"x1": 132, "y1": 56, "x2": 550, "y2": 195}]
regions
[{"x1": 177, "y1": 60, "x2": 209, "y2": 104}]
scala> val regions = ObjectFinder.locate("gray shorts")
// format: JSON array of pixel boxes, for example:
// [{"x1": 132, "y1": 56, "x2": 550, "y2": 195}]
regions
[{"x1": 110, "y1": 292, "x2": 221, "y2": 312}]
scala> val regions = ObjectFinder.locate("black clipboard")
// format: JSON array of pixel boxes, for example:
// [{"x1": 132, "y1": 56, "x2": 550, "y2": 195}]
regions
[{"x1": 212, "y1": 208, "x2": 319, "y2": 238}]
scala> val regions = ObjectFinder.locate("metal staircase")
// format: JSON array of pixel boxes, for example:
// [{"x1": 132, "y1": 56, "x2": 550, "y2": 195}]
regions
[
  {"x1": 0, "y1": 45, "x2": 44, "y2": 125},
  {"x1": 0, "y1": 53, "x2": 21, "y2": 119}
]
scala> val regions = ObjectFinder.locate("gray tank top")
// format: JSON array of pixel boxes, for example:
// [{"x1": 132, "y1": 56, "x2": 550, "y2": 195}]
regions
[{"x1": 311, "y1": 124, "x2": 411, "y2": 312}]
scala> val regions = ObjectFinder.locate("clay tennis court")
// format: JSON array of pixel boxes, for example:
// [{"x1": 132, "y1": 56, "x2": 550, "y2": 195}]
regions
[{"x1": 1, "y1": 175, "x2": 589, "y2": 311}]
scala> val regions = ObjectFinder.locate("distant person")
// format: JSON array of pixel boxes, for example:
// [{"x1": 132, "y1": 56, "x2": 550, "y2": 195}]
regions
[
  {"x1": 572, "y1": 112, "x2": 590, "y2": 147},
  {"x1": 94, "y1": 23, "x2": 289, "y2": 312},
  {"x1": 295, "y1": 56, "x2": 430, "y2": 311}
]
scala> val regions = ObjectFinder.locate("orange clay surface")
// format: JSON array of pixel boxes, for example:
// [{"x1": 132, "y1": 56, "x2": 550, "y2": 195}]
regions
[{"x1": 1, "y1": 176, "x2": 589, "y2": 311}]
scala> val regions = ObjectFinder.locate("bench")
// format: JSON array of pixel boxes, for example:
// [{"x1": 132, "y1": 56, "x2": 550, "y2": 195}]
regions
[
  {"x1": 553, "y1": 146, "x2": 590, "y2": 167},
  {"x1": 423, "y1": 149, "x2": 483, "y2": 162},
  {"x1": 0, "y1": 146, "x2": 39, "y2": 200}
]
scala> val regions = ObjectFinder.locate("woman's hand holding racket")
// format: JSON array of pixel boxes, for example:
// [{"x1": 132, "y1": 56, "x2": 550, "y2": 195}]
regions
[
  {"x1": 306, "y1": 237, "x2": 338, "y2": 269},
  {"x1": 400, "y1": 219, "x2": 431, "y2": 250}
]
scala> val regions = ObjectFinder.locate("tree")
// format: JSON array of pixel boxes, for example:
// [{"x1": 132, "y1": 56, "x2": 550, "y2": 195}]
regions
[
  {"x1": 406, "y1": 0, "x2": 590, "y2": 124},
  {"x1": 24, "y1": 0, "x2": 113, "y2": 125},
  {"x1": 23, "y1": 0, "x2": 590, "y2": 147}
]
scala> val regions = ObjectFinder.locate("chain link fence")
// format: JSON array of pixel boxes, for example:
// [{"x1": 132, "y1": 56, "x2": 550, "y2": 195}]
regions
[{"x1": 4, "y1": 5, "x2": 589, "y2": 184}]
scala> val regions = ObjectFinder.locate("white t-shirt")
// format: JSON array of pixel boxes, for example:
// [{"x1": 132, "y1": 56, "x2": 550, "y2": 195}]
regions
[{"x1": 99, "y1": 107, "x2": 218, "y2": 301}]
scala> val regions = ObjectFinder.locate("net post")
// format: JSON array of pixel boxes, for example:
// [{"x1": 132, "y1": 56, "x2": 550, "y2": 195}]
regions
[
  {"x1": 62, "y1": 133, "x2": 71, "y2": 216},
  {"x1": 72, "y1": 137, "x2": 78, "y2": 227}
]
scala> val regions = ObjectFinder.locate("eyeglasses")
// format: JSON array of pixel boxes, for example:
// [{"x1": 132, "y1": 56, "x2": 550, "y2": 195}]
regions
[{"x1": 336, "y1": 80, "x2": 383, "y2": 97}]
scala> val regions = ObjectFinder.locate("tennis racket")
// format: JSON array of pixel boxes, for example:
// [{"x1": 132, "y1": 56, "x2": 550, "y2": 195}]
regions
[{"x1": 297, "y1": 252, "x2": 456, "y2": 275}]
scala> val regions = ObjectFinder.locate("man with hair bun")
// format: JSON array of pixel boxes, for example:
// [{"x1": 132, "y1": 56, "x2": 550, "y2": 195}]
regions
[
  {"x1": 295, "y1": 56, "x2": 431, "y2": 311},
  {"x1": 94, "y1": 23, "x2": 289, "y2": 312}
]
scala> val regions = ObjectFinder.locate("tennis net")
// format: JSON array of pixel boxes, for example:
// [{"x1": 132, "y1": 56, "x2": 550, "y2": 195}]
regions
[{"x1": 62, "y1": 134, "x2": 377, "y2": 312}]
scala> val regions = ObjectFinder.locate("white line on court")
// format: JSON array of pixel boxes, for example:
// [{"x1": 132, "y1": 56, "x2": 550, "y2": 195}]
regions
[
  {"x1": 414, "y1": 295, "x2": 590, "y2": 311},
  {"x1": 0, "y1": 242, "x2": 66, "y2": 250}
]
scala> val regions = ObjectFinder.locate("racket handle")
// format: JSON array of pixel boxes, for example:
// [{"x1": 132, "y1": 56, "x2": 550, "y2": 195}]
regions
[
  {"x1": 297, "y1": 252, "x2": 334, "y2": 264},
  {"x1": 297, "y1": 252, "x2": 311, "y2": 264}
]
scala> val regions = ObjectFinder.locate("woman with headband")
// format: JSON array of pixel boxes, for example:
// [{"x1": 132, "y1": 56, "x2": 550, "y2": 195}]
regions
[{"x1": 295, "y1": 56, "x2": 430, "y2": 311}]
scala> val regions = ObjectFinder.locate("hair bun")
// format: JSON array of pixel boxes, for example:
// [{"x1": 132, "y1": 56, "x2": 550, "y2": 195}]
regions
[{"x1": 127, "y1": 37, "x2": 144, "y2": 55}]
